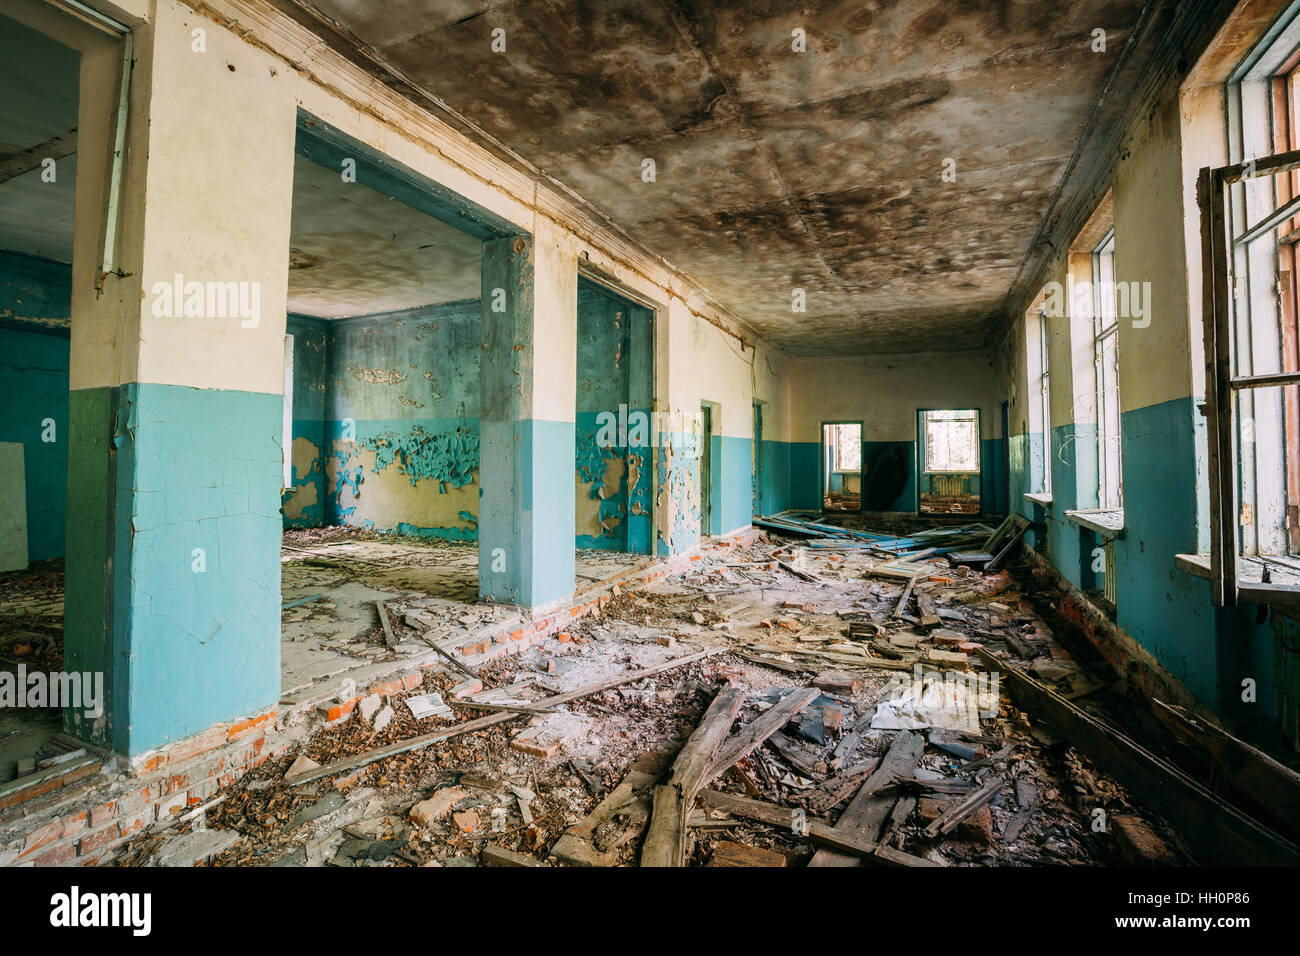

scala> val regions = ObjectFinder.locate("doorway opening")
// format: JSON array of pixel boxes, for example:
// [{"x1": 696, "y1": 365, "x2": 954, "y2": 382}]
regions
[
  {"x1": 821, "y1": 422, "x2": 862, "y2": 512},
  {"x1": 918, "y1": 408, "x2": 982, "y2": 515}
]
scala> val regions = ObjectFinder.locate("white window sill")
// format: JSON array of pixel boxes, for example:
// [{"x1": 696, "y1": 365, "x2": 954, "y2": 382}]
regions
[
  {"x1": 1176, "y1": 552, "x2": 1300, "y2": 587},
  {"x1": 1024, "y1": 492, "x2": 1053, "y2": 506},
  {"x1": 1064, "y1": 508, "x2": 1124, "y2": 538}
]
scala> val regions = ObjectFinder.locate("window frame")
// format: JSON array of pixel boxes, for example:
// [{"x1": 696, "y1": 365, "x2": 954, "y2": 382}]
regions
[
  {"x1": 920, "y1": 408, "x2": 981, "y2": 476},
  {"x1": 1038, "y1": 309, "x2": 1053, "y2": 495},
  {"x1": 1091, "y1": 229, "x2": 1123, "y2": 510}
]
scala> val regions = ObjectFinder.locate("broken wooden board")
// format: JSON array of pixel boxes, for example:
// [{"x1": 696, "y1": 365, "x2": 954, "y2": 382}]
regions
[
  {"x1": 705, "y1": 687, "x2": 820, "y2": 783},
  {"x1": 978, "y1": 647, "x2": 1300, "y2": 866},
  {"x1": 1151, "y1": 697, "x2": 1300, "y2": 841},
  {"x1": 811, "y1": 733, "x2": 925, "y2": 868},
  {"x1": 641, "y1": 685, "x2": 746, "y2": 867},
  {"x1": 808, "y1": 730, "x2": 924, "y2": 867},
  {"x1": 550, "y1": 750, "x2": 674, "y2": 866},
  {"x1": 290, "y1": 649, "x2": 723, "y2": 786}
]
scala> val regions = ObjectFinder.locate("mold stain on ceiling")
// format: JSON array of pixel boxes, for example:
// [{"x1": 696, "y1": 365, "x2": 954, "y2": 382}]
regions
[{"x1": 298, "y1": 0, "x2": 1148, "y2": 353}]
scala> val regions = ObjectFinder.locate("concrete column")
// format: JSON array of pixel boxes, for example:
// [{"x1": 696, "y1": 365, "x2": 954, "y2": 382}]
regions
[
  {"x1": 63, "y1": 1, "x2": 294, "y2": 756},
  {"x1": 479, "y1": 225, "x2": 577, "y2": 607},
  {"x1": 653, "y1": 297, "x2": 702, "y2": 555}
]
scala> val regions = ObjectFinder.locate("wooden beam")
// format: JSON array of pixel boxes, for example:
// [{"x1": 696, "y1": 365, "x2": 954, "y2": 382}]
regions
[
  {"x1": 289, "y1": 649, "x2": 722, "y2": 786},
  {"x1": 704, "y1": 687, "x2": 819, "y2": 783},
  {"x1": 808, "y1": 730, "x2": 924, "y2": 867},
  {"x1": 641, "y1": 686, "x2": 746, "y2": 866},
  {"x1": 978, "y1": 648, "x2": 1300, "y2": 865}
]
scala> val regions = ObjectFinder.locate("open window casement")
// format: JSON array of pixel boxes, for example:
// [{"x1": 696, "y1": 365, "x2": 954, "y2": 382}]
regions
[{"x1": 1199, "y1": 149, "x2": 1300, "y2": 608}]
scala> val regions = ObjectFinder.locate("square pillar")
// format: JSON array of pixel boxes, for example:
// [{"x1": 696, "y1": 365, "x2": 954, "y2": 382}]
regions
[
  {"x1": 63, "y1": 2, "x2": 293, "y2": 756},
  {"x1": 479, "y1": 227, "x2": 577, "y2": 607}
]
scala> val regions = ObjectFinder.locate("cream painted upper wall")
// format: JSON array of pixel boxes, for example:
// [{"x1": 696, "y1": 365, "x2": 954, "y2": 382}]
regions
[
  {"x1": 1112, "y1": 88, "x2": 1197, "y2": 414},
  {"x1": 788, "y1": 350, "x2": 1004, "y2": 443},
  {"x1": 131, "y1": 0, "x2": 296, "y2": 394}
]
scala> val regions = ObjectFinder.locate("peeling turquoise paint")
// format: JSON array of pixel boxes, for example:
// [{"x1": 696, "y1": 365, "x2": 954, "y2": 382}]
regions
[
  {"x1": 65, "y1": 383, "x2": 281, "y2": 756},
  {"x1": 0, "y1": 250, "x2": 72, "y2": 559}
]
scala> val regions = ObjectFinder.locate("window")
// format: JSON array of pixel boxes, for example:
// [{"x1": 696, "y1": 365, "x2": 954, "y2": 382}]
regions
[
  {"x1": 1092, "y1": 230, "x2": 1123, "y2": 510},
  {"x1": 1029, "y1": 308, "x2": 1052, "y2": 495},
  {"x1": 1202, "y1": 4, "x2": 1300, "y2": 605},
  {"x1": 922, "y1": 409, "x2": 979, "y2": 473},
  {"x1": 830, "y1": 423, "x2": 861, "y2": 472}
]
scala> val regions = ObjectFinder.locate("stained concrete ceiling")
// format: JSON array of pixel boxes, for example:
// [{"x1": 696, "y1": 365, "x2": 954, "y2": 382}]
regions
[
  {"x1": 287, "y1": 154, "x2": 483, "y2": 319},
  {"x1": 0, "y1": 12, "x2": 79, "y2": 264},
  {"x1": 285, "y1": 0, "x2": 1153, "y2": 354}
]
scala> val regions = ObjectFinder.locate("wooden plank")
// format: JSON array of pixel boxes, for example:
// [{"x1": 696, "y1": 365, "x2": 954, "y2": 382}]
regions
[
  {"x1": 705, "y1": 687, "x2": 820, "y2": 783},
  {"x1": 1151, "y1": 698, "x2": 1300, "y2": 839},
  {"x1": 806, "y1": 759, "x2": 880, "y2": 813},
  {"x1": 808, "y1": 730, "x2": 924, "y2": 867},
  {"x1": 922, "y1": 774, "x2": 1004, "y2": 837},
  {"x1": 829, "y1": 709, "x2": 876, "y2": 770},
  {"x1": 892, "y1": 570, "x2": 924, "y2": 618},
  {"x1": 641, "y1": 685, "x2": 746, "y2": 867},
  {"x1": 696, "y1": 789, "x2": 876, "y2": 857},
  {"x1": 978, "y1": 647, "x2": 1300, "y2": 865},
  {"x1": 376, "y1": 600, "x2": 396, "y2": 649},
  {"x1": 289, "y1": 649, "x2": 722, "y2": 786},
  {"x1": 550, "y1": 750, "x2": 673, "y2": 866}
]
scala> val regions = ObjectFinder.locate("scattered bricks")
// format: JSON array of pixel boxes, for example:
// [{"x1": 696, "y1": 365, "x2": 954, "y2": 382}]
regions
[
  {"x1": 813, "y1": 671, "x2": 860, "y2": 695},
  {"x1": 155, "y1": 790, "x2": 189, "y2": 822},
  {"x1": 452, "y1": 809, "x2": 480, "y2": 833},
  {"x1": 510, "y1": 730, "x2": 561, "y2": 758},
  {"x1": 31, "y1": 842, "x2": 77, "y2": 867},
  {"x1": 777, "y1": 619, "x2": 799, "y2": 630},
  {"x1": 708, "y1": 841, "x2": 787, "y2": 867},
  {"x1": 782, "y1": 601, "x2": 814, "y2": 612},
  {"x1": 958, "y1": 642, "x2": 983, "y2": 654},
  {"x1": 358, "y1": 694, "x2": 382, "y2": 725},
  {"x1": 931, "y1": 628, "x2": 966, "y2": 645},
  {"x1": 324, "y1": 697, "x2": 360, "y2": 723},
  {"x1": 691, "y1": 612, "x2": 706, "y2": 625},
  {"x1": 409, "y1": 788, "x2": 468, "y2": 826},
  {"x1": 654, "y1": 634, "x2": 676, "y2": 647},
  {"x1": 166, "y1": 725, "x2": 229, "y2": 765},
  {"x1": 78, "y1": 822, "x2": 121, "y2": 856},
  {"x1": 555, "y1": 632, "x2": 572, "y2": 643},
  {"x1": 1111, "y1": 814, "x2": 1178, "y2": 865},
  {"x1": 820, "y1": 703, "x2": 844, "y2": 735},
  {"x1": 510, "y1": 629, "x2": 527, "y2": 642},
  {"x1": 450, "y1": 679, "x2": 484, "y2": 699},
  {"x1": 481, "y1": 845, "x2": 546, "y2": 867},
  {"x1": 18, "y1": 819, "x2": 64, "y2": 860},
  {"x1": 372, "y1": 705, "x2": 395, "y2": 733},
  {"x1": 927, "y1": 648, "x2": 969, "y2": 668},
  {"x1": 759, "y1": 619, "x2": 773, "y2": 628},
  {"x1": 225, "y1": 709, "x2": 274, "y2": 742}
]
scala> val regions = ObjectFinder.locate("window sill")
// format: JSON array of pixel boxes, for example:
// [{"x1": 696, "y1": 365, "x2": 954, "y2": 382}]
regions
[
  {"x1": 1024, "y1": 492, "x2": 1053, "y2": 506},
  {"x1": 1175, "y1": 552, "x2": 1300, "y2": 588},
  {"x1": 1064, "y1": 508, "x2": 1124, "y2": 538}
]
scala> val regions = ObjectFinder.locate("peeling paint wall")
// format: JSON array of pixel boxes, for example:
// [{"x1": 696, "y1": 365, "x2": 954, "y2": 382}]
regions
[
  {"x1": 0, "y1": 250, "x2": 71, "y2": 559},
  {"x1": 787, "y1": 350, "x2": 1007, "y2": 515},
  {"x1": 322, "y1": 299, "x2": 481, "y2": 539},
  {"x1": 282, "y1": 315, "x2": 327, "y2": 527},
  {"x1": 575, "y1": 279, "x2": 653, "y2": 553}
]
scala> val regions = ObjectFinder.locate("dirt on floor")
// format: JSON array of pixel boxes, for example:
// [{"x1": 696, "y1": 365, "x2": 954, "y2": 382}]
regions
[{"x1": 112, "y1": 526, "x2": 1181, "y2": 868}]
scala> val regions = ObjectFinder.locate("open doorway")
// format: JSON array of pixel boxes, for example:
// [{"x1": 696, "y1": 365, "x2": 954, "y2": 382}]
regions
[
  {"x1": 821, "y1": 421, "x2": 862, "y2": 512},
  {"x1": 918, "y1": 408, "x2": 982, "y2": 514},
  {"x1": 575, "y1": 276, "x2": 653, "y2": 565}
]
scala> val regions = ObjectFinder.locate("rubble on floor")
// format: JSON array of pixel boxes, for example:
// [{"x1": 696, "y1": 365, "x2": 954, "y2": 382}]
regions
[{"x1": 113, "y1": 519, "x2": 1185, "y2": 867}]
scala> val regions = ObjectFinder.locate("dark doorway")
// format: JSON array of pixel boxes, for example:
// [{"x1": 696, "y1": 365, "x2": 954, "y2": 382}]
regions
[{"x1": 700, "y1": 403, "x2": 713, "y2": 537}]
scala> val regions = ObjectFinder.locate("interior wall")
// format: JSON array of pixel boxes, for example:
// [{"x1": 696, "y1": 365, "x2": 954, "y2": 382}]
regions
[
  {"x1": 310, "y1": 300, "x2": 483, "y2": 539},
  {"x1": 0, "y1": 250, "x2": 70, "y2": 561},
  {"x1": 575, "y1": 278, "x2": 653, "y2": 553},
  {"x1": 1002, "y1": 8, "x2": 1283, "y2": 738},
  {"x1": 786, "y1": 350, "x2": 1008, "y2": 515}
]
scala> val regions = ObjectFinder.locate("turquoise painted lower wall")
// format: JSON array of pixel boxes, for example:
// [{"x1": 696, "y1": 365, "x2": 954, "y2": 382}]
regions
[
  {"x1": 65, "y1": 382, "x2": 282, "y2": 756},
  {"x1": 0, "y1": 250, "x2": 73, "y2": 561},
  {"x1": 719, "y1": 435, "x2": 752, "y2": 534},
  {"x1": 0, "y1": 326, "x2": 69, "y2": 560},
  {"x1": 479, "y1": 417, "x2": 575, "y2": 606},
  {"x1": 1008, "y1": 397, "x2": 1278, "y2": 729},
  {"x1": 756, "y1": 439, "x2": 792, "y2": 515},
  {"x1": 785, "y1": 436, "x2": 1005, "y2": 515}
]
